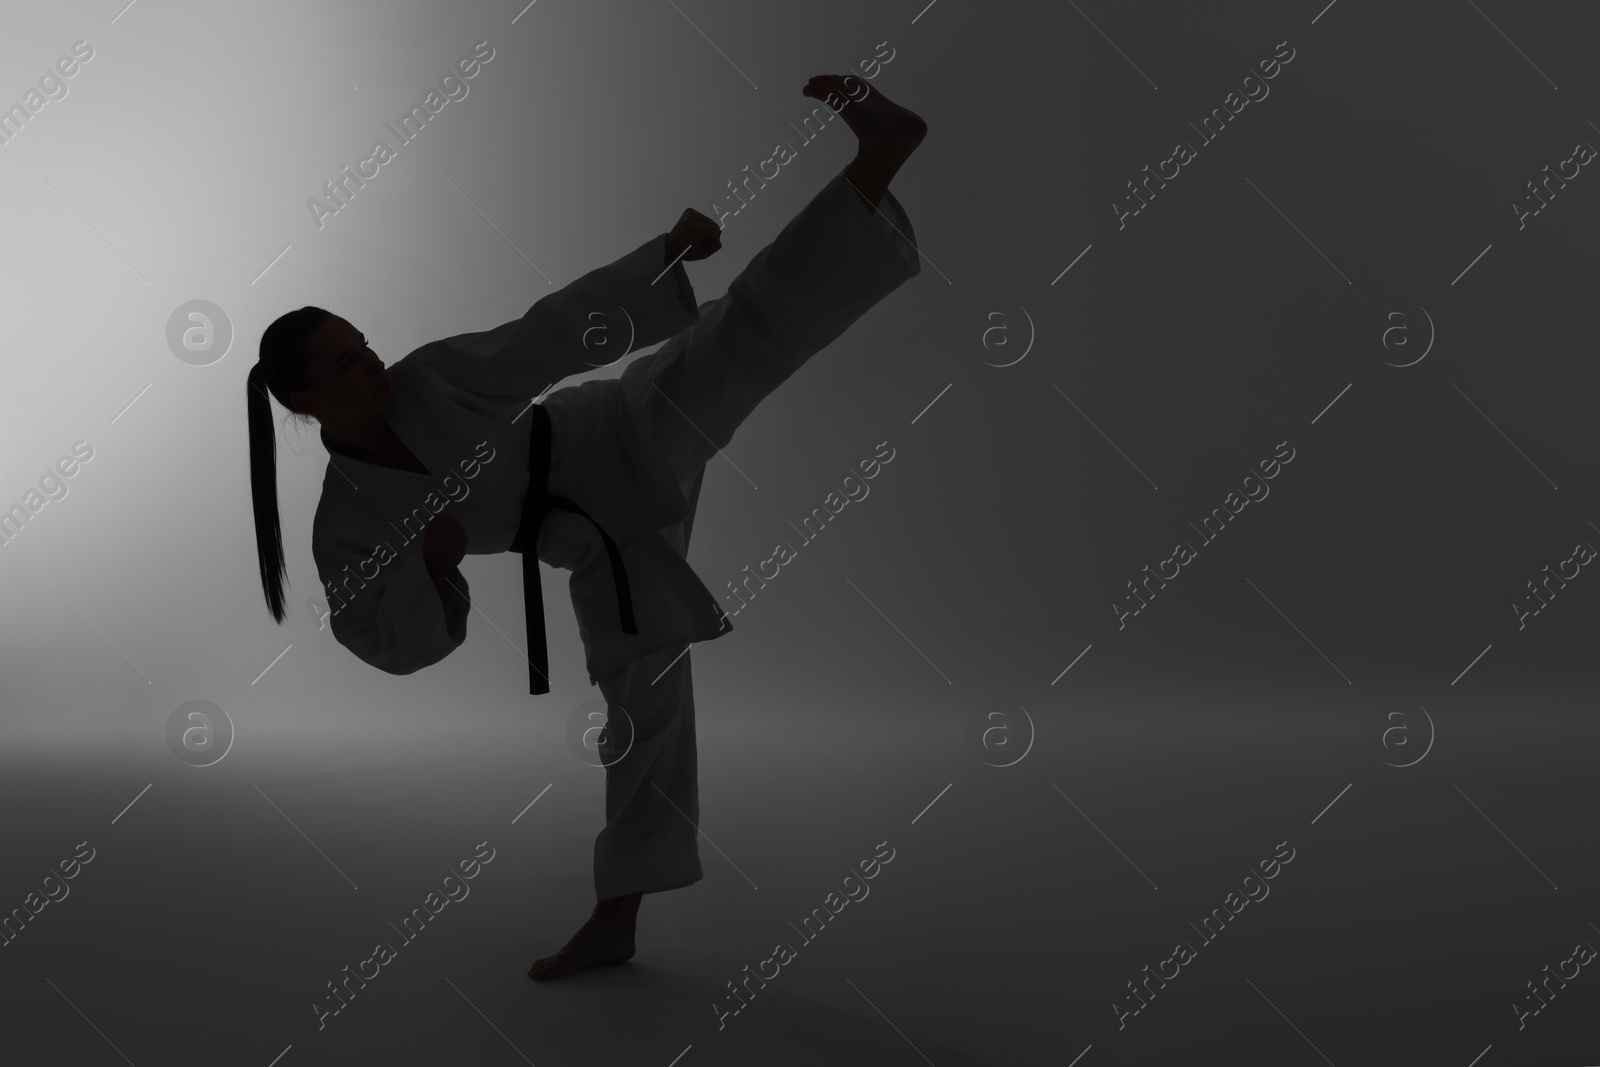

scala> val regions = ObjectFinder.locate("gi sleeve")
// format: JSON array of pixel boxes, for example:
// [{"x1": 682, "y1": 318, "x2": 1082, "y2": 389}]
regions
[
  {"x1": 402, "y1": 232, "x2": 700, "y2": 401},
  {"x1": 314, "y1": 539, "x2": 470, "y2": 676}
]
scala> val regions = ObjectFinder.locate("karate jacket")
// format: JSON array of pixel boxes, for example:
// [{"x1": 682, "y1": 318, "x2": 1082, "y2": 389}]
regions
[{"x1": 309, "y1": 232, "x2": 733, "y2": 687}]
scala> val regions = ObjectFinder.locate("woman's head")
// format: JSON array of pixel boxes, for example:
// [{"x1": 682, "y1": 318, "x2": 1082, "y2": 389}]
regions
[
  {"x1": 249, "y1": 308, "x2": 399, "y2": 623},
  {"x1": 247, "y1": 306, "x2": 343, "y2": 624},
  {"x1": 254, "y1": 310, "x2": 392, "y2": 426}
]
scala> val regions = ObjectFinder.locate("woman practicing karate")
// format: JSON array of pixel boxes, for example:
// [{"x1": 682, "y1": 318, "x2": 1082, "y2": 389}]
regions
[{"x1": 246, "y1": 74, "x2": 926, "y2": 981}]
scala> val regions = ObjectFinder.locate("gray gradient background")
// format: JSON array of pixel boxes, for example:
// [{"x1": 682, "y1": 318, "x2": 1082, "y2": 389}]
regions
[{"x1": 1, "y1": 1, "x2": 1597, "y2": 1065}]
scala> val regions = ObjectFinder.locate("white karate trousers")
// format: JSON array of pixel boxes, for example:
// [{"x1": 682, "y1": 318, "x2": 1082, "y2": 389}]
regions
[{"x1": 567, "y1": 166, "x2": 922, "y2": 899}]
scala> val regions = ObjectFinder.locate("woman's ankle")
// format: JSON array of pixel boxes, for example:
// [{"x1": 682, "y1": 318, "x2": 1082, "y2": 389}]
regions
[
  {"x1": 594, "y1": 890, "x2": 642, "y2": 918},
  {"x1": 843, "y1": 158, "x2": 886, "y2": 215}
]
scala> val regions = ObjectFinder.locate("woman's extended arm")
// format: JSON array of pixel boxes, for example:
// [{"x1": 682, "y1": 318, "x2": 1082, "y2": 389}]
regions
[{"x1": 397, "y1": 219, "x2": 714, "y2": 402}]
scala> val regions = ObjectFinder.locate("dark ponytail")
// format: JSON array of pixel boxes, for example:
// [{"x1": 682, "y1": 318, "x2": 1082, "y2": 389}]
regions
[{"x1": 249, "y1": 306, "x2": 332, "y2": 623}]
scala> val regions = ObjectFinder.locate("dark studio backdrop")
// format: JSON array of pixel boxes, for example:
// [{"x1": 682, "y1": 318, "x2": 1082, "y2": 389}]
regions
[{"x1": 0, "y1": 1, "x2": 1596, "y2": 1064}]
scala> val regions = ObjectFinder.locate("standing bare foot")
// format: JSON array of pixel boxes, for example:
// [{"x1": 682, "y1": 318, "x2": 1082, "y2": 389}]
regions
[
  {"x1": 803, "y1": 74, "x2": 927, "y2": 213},
  {"x1": 528, "y1": 892, "x2": 640, "y2": 981}
]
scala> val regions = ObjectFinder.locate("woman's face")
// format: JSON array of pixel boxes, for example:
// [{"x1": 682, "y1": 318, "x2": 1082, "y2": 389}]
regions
[{"x1": 292, "y1": 315, "x2": 394, "y2": 421}]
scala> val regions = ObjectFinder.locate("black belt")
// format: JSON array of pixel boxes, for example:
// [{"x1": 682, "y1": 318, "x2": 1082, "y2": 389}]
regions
[{"x1": 507, "y1": 403, "x2": 637, "y2": 694}]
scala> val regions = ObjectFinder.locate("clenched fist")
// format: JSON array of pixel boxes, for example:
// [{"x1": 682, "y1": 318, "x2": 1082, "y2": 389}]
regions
[{"x1": 665, "y1": 208, "x2": 722, "y2": 264}]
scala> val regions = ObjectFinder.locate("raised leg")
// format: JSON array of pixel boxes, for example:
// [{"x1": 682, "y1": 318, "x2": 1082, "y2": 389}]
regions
[
  {"x1": 618, "y1": 80, "x2": 927, "y2": 487},
  {"x1": 804, "y1": 74, "x2": 928, "y2": 216}
]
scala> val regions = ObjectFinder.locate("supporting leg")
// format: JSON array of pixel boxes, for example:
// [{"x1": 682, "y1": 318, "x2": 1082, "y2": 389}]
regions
[
  {"x1": 590, "y1": 644, "x2": 703, "y2": 900},
  {"x1": 528, "y1": 643, "x2": 701, "y2": 981}
]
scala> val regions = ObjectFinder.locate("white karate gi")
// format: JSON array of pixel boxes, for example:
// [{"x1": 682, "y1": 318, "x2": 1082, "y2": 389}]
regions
[{"x1": 311, "y1": 168, "x2": 920, "y2": 898}]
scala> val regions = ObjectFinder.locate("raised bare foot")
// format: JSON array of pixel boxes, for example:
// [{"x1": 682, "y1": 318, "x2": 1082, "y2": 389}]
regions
[{"x1": 803, "y1": 74, "x2": 927, "y2": 165}]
